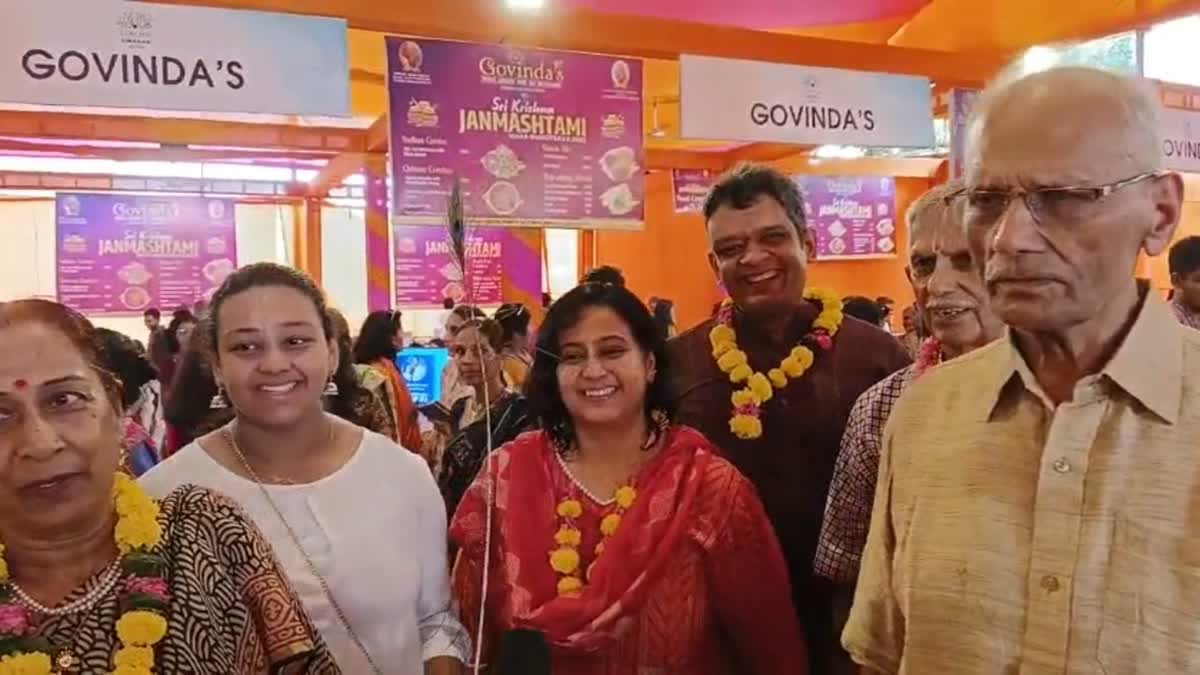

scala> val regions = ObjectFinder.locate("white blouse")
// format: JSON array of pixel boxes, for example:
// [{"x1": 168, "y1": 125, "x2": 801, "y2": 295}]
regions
[{"x1": 139, "y1": 430, "x2": 470, "y2": 673}]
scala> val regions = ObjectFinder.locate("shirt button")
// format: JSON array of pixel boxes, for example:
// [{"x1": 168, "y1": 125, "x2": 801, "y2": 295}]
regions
[
  {"x1": 1052, "y1": 458, "x2": 1072, "y2": 474},
  {"x1": 1041, "y1": 575, "x2": 1061, "y2": 592}
]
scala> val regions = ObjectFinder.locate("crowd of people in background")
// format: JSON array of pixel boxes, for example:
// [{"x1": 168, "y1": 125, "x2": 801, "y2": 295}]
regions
[{"x1": 8, "y1": 63, "x2": 1200, "y2": 675}]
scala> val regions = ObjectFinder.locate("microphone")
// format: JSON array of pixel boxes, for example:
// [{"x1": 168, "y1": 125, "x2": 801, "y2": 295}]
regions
[{"x1": 495, "y1": 628, "x2": 550, "y2": 675}]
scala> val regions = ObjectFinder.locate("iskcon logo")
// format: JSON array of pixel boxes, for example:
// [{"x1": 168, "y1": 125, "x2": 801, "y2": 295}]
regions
[
  {"x1": 117, "y1": 11, "x2": 152, "y2": 49},
  {"x1": 803, "y1": 76, "x2": 821, "y2": 103}
]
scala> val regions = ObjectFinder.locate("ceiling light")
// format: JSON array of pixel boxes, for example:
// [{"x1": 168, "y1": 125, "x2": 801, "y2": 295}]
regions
[
  {"x1": 812, "y1": 145, "x2": 867, "y2": 160},
  {"x1": 506, "y1": 0, "x2": 545, "y2": 10},
  {"x1": 1021, "y1": 46, "x2": 1059, "y2": 75}
]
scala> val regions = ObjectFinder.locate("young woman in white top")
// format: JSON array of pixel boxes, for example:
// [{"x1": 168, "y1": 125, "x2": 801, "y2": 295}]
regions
[{"x1": 140, "y1": 263, "x2": 469, "y2": 675}]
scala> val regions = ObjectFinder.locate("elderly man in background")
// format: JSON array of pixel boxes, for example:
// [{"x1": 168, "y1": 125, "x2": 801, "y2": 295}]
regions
[
  {"x1": 844, "y1": 65, "x2": 1200, "y2": 674},
  {"x1": 814, "y1": 179, "x2": 1003, "y2": 635}
]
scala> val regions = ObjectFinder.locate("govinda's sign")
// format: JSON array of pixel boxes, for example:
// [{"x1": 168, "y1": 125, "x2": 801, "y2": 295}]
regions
[
  {"x1": 0, "y1": 0, "x2": 348, "y2": 116},
  {"x1": 680, "y1": 55, "x2": 934, "y2": 148}
]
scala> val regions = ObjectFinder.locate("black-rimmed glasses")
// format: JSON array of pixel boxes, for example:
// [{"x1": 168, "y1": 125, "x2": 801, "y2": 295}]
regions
[{"x1": 949, "y1": 171, "x2": 1166, "y2": 226}]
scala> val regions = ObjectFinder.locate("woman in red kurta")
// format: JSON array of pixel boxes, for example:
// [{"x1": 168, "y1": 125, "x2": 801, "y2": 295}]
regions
[{"x1": 450, "y1": 282, "x2": 807, "y2": 675}]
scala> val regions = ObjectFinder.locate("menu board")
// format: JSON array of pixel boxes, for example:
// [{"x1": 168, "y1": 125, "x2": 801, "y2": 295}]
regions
[
  {"x1": 393, "y1": 225, "x2": 540, "y2": 307},
  {"x1": 386, "y1": 37, "x2": 644, "y2": 227},
  {"x1": 56, "y1": 193, "x2": 238, "y2": 314},
  {"x1": 671, "y1": 169, "x2": 714, "y2": 213},
  {"x1": 796, "y1": 176, "x2": 897, "y2": 260}
]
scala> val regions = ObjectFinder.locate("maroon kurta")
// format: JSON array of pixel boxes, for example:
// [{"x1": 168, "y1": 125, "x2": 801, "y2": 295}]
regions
[{"x1": 668, "y1": 305, "x2": 910, "y2": 673}]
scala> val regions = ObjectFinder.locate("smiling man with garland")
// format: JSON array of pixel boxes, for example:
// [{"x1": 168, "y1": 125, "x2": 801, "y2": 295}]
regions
[{"x1": 668, "y1": 163, "x2": 910, "y2": 674}]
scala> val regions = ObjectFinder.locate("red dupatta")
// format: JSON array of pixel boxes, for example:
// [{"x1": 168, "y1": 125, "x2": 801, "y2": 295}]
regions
[{"x1": 451, "y1": 426, "x2": 714, "y2": 653}]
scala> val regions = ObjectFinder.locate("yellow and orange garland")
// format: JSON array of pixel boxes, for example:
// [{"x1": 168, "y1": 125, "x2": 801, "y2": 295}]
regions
[
  {"x1": 0, "y1": 473, "x2": 168, "y2": 675},
  {"x1": 549, "y1": 485, "x2": 637, "y2": 597},
  {"x1": 710, "y1": 288, "x2": 844, "y2": 440}
]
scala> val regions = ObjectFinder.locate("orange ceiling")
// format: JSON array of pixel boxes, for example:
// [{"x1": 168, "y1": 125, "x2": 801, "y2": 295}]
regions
[{"x1": 567, "y1": 0, "x2": 1200, "y2": 51}]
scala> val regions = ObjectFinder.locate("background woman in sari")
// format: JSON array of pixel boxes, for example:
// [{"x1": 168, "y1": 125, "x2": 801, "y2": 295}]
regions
[
  {"x1": 352, "y1": 310, "x2": 422, "y2": 450},
  {"x1": 437, "y1": 318, "x2": 534, "y2": 518},
  {"x1": 494, "y1": 303, "x2": 533, "y2": 391},
  {"x1": 451, "y1": 283, "x2": 807, "y2": 675},
  {"x1": 95, "y1": 328, "x2": 162, "y2": 476},
  {"x1": 325, "y1": 308, "x2": 396, "y2": 440}
]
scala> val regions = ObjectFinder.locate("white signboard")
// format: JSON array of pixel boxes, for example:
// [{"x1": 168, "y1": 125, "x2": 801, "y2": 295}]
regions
[
  {"x1": 680, "y1": 55, "x2": 934, "y2": 148},
  {"x1": 0, "y1": 0, "x2": 348, "y2": 116},
  {"x1": 1160, "y1": 106, "x2": 1200, "y2": 173}
]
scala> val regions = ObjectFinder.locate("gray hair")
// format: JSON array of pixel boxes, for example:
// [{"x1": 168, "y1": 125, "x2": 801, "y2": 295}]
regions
[
  {"x1": 906, "y1": 179, "x2": 965, "y2": 248},
  {"x1": 966, "y1": 64, "x2": 1163, "y2": 172}
]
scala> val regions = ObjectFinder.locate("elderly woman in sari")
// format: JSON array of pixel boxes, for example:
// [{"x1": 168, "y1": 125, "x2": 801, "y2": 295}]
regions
[
  {"x1": 0, "y1": 298, "x2": 336, "y2": 673},
  {"x1": 451, "y1": 283, "x2": 808, "y2": 674}
]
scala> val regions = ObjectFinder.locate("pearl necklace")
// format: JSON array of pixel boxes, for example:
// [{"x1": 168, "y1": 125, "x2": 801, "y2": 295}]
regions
[
  {"x1": 553, "y1": 429, "x2": 663, "y2": 506},
  {"x1": 10, "y1": 559, "x2": 122, "y2": 617},
  {"x1": 555, "y1": 452, "x2": 613, "y2": 506}
]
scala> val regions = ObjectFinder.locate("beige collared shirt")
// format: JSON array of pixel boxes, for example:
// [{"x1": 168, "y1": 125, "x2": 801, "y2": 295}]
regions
[{"x1": 844, "y1": 291, "x2": 1200, "y2": 675}]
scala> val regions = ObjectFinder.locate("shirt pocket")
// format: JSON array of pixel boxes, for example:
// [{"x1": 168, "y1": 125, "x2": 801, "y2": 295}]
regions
[{"x1": 1097, "y1": 517, "x2": 1200, "y2": 674}]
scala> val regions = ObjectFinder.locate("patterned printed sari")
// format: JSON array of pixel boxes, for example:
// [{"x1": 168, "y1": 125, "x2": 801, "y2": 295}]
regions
[
  {"x1": 32, "y1": 486, "x2": 338, "y2": 674},
  {"x1": 450, "y1": 426, "x2": 808, "y2": 675}
]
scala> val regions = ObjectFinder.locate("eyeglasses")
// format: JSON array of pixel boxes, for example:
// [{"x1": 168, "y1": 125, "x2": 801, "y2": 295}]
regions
[{"x1": 952, "y1": 172, "x2": 1165, "y2": 227}]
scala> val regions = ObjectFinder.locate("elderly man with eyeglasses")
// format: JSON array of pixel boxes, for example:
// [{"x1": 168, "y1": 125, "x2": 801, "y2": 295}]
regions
[
  {"x1": 814, "y1": 179, "x2": 1004, "y2": 648},
  {"x1": 843, "y1": 65, "x2": 1200, "y2": 674}
]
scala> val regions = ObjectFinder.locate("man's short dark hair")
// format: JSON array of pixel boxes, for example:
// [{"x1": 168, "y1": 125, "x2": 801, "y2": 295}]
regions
[
  {"x1": 703, "y1": 163, "x2": 807, "y2": 235},
  {"x1": 581, "y1": 265, "x2": 626, "y2": 287},
  {"x1": 1169, "y1": 236, "x2": 1200, "y2": 279},
  {"x1": 842, "y1": 296, "x2": 885, "y2": 326},
  {"x1": 143, "y1": 308, "x2": 161, "y2": 320}
]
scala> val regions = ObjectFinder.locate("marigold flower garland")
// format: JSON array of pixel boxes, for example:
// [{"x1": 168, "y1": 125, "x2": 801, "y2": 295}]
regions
[
  {"x1": 912, "y1": 336, "x2": 944, "y2": 379},
  {"x1": 0, "y1": 473, "x2": 169, "y2": 675},
  {"x1": 710, "y1": 288, "x2": 844, "y2": 440},
  {"x1": 549, "y1": 485, "x2": 637, "y2": 597}
]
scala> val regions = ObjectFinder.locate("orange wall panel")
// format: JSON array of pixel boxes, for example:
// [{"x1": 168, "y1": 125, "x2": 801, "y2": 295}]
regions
[{"x1": 595, "y1": 171, "x2": 722, "y2": 330}]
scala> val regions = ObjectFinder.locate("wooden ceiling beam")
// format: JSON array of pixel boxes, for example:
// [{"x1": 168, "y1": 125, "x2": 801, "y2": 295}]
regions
[
  {"x1": 366, "y1": 116, "x2": 389, "y2": 153},
  {"x1": 0, "y1": 139, "x2": 337, "y2": 163},
  {"x1": 0, "y1": 110, "x2": 365, "y2": 153},
  {"x1": 307, "y1": 152, "x2": 367, "y2": 196}
]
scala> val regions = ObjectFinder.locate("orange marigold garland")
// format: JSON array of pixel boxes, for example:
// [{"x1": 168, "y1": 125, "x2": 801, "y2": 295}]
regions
[
  {"x1": 550, "y1": 485, "x2": 637, "y2": 597},
  {"x1": 710, "y1": 288, "x2": 844, "y2": 440},
  {"x1": 0, "y1": 473, "x2": 168, "y2": 675}
]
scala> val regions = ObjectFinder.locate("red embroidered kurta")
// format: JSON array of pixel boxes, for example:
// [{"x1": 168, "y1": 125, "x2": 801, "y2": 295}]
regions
[{"x1": 450, "y1": 427, "x2": 808, "y2": 675}]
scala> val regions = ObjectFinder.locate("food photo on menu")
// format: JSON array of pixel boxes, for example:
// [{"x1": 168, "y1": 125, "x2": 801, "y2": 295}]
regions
[
  {"x1": 481, "y1": 144, "x2": 526, "y2": 180},
  {"x1": 483, "y1": 181, "x2": 523, "y2": 216}
]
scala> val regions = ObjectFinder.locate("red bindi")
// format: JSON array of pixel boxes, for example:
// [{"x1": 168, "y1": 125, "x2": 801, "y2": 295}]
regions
[{"x1": 12, "y1": 379, "x2": 27, "y2": 390}]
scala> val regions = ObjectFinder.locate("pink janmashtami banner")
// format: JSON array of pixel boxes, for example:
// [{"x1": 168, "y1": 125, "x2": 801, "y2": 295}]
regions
[
  {"x1": 55, "y1": 193, "x2": 237, "y2": 314},
  {"x1": 392, "y1": 225, "x2": 540, "y2": 308}
]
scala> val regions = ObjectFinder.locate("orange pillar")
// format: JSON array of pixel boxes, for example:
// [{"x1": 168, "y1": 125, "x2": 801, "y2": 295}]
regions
[{"x1": 299, "y1": 197, "x2": 323, "y2": 286}]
